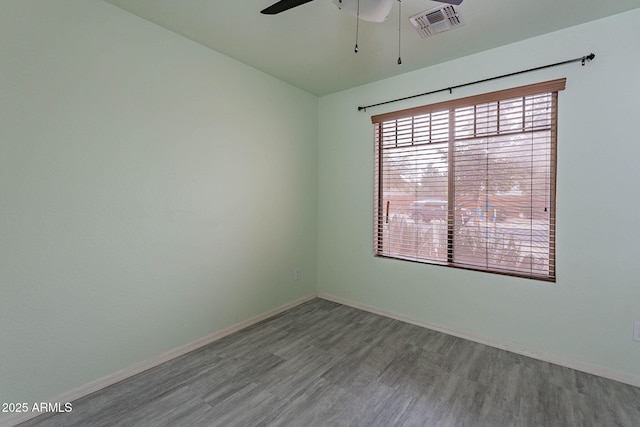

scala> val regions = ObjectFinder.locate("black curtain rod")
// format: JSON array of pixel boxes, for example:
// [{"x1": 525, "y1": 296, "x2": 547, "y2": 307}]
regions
[{"x1": 357, "y1": 53, "x2": 595, "y2": 112}]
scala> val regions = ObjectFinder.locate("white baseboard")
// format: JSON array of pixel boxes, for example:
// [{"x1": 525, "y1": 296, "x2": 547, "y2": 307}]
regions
[
  {"x1": 0, "y1": 293, "x2": 317, "y2": 427},
  {"x1": 318, "y1": 292, "x2": 640, "y2": 388}
]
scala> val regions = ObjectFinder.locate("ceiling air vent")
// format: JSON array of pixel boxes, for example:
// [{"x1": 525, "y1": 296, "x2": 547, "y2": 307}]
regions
[{"x1": 409, "y1": 5, "x2": 464, "y2": 38}]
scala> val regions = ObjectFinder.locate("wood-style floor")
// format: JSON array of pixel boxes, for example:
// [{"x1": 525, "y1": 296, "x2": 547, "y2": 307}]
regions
[{"x1": 19, "y1": 298, "x2": 640, "y2": 427}]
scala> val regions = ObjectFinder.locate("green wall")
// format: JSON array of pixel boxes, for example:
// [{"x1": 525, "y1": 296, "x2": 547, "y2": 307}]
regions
[
  {"x1": 0, "y1": 0, "x2": 317, "y2": 408},
  {"x1": 317, "y1": 9, "x2": 640, "y2": 380},
  {"x1": 2, "y1": 0, "x2": 640, "y2": 417}
]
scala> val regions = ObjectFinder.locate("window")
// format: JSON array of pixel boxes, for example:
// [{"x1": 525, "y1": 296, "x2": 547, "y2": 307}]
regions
[{"x1": 373, "y1": 79, "x2": 565, "y2": 281}]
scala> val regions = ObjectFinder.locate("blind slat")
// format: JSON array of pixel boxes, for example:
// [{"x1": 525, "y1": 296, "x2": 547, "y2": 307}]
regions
[{"x1": 372, "y1": 78, "x2": 566, "y2": 124}]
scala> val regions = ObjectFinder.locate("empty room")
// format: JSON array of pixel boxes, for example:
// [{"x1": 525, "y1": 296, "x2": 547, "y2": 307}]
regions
[{"x1": 1, "y1": 0, "x2": 639, "y2": 426}]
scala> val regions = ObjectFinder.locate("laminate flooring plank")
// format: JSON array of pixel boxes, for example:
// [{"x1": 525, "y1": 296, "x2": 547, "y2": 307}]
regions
[
  {"x1": 399, "y1": 391, "x2": 461, "y2": 427},
  {"x1": 258, "y1": 345, "x2": 344, "y2": 402},
  {"x1": 345, "y1": 382, "x2": 418, "y2": 427},
  {"x1": 107, "y1": 385, "x2": 211, "y2": 427},
  {"x1": 202, "y1": 382, "x2": 287, "y2": 427},
  {"x1": 472, "y1": 346, "x2": 523, "y2": 389},
  {"x1": 349, "y1": 320, "x2": 432, "y2": 374},
  {"x1": 208, "y1": 326, "x2": 290, "y2": 360},
  {"x1": 199, "y1": 353, "x2": 284, "y2": 407},
  {"x1": 267, "y1": 377, "x2": 356, "y2": 427},
  {"x1": 349, "y1": 340, "x2": 406, "y2": 374},
  {"x1": 319, "y1": 356, "x2": 381, "y2": 394},
  {"x1": 545, "y1": 368, "x2": 605, "y2": 426},
  {"x1": 18, "y1": 298, "x2": 640, "y2": 427},
  {"x1": 377, "y1": 344, "x2": 443, "y2": 398}
]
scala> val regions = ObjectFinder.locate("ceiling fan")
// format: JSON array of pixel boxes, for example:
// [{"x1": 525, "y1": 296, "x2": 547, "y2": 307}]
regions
[{"x1": 261, "y1": 0, "x2": 463, "y2": 23}]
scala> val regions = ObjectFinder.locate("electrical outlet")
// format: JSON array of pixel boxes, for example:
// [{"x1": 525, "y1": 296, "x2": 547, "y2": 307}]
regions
[
  {"x1": 634, "y1": 321, "x2": 640, "y2": 342},
  {"x1": 294, "y1": 268, "x2": 301, "y2": 281}
]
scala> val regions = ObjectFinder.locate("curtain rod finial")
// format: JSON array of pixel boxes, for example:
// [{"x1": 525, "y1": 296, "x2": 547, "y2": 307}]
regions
[{"x1": 582, "y1": 53, "x2": 595, "y2": 66}]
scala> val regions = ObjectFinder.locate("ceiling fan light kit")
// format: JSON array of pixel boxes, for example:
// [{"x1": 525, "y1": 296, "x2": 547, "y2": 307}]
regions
[{"x1": 330, "y1": 0, "x2": 394, "y2": 23}]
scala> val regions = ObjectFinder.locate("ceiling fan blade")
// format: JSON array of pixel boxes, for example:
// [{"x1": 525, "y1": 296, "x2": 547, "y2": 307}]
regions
[
  {"x1": 261, "y1": 0, "x2": 316, "y2": 15},
  {"x1": 433, "y1": 0, "x2": 463, "y2": 4}
]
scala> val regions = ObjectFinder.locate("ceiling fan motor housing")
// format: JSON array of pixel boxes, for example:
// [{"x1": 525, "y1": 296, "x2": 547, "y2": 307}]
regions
[{"x1": 330, "y1": 0, "x2": 394, "y2": 23}]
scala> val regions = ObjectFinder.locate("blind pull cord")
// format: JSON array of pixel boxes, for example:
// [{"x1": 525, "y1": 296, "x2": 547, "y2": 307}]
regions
[
  {"x1": 397, "y1": 0, "x2": 402, "y2": 65},
  {"x1": 354, "y1": 0, "x2": 360, "y2": 53}
]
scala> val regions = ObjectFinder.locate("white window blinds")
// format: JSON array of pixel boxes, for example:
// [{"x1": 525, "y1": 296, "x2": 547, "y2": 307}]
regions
[{"x1": 373, "y1": 79, "x2": 565, "y2": 281}]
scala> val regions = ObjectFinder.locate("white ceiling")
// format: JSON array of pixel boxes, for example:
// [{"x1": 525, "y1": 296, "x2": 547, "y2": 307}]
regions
[{"x1": 105, "y1": 0, "x2": 640, "y2": 96}]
